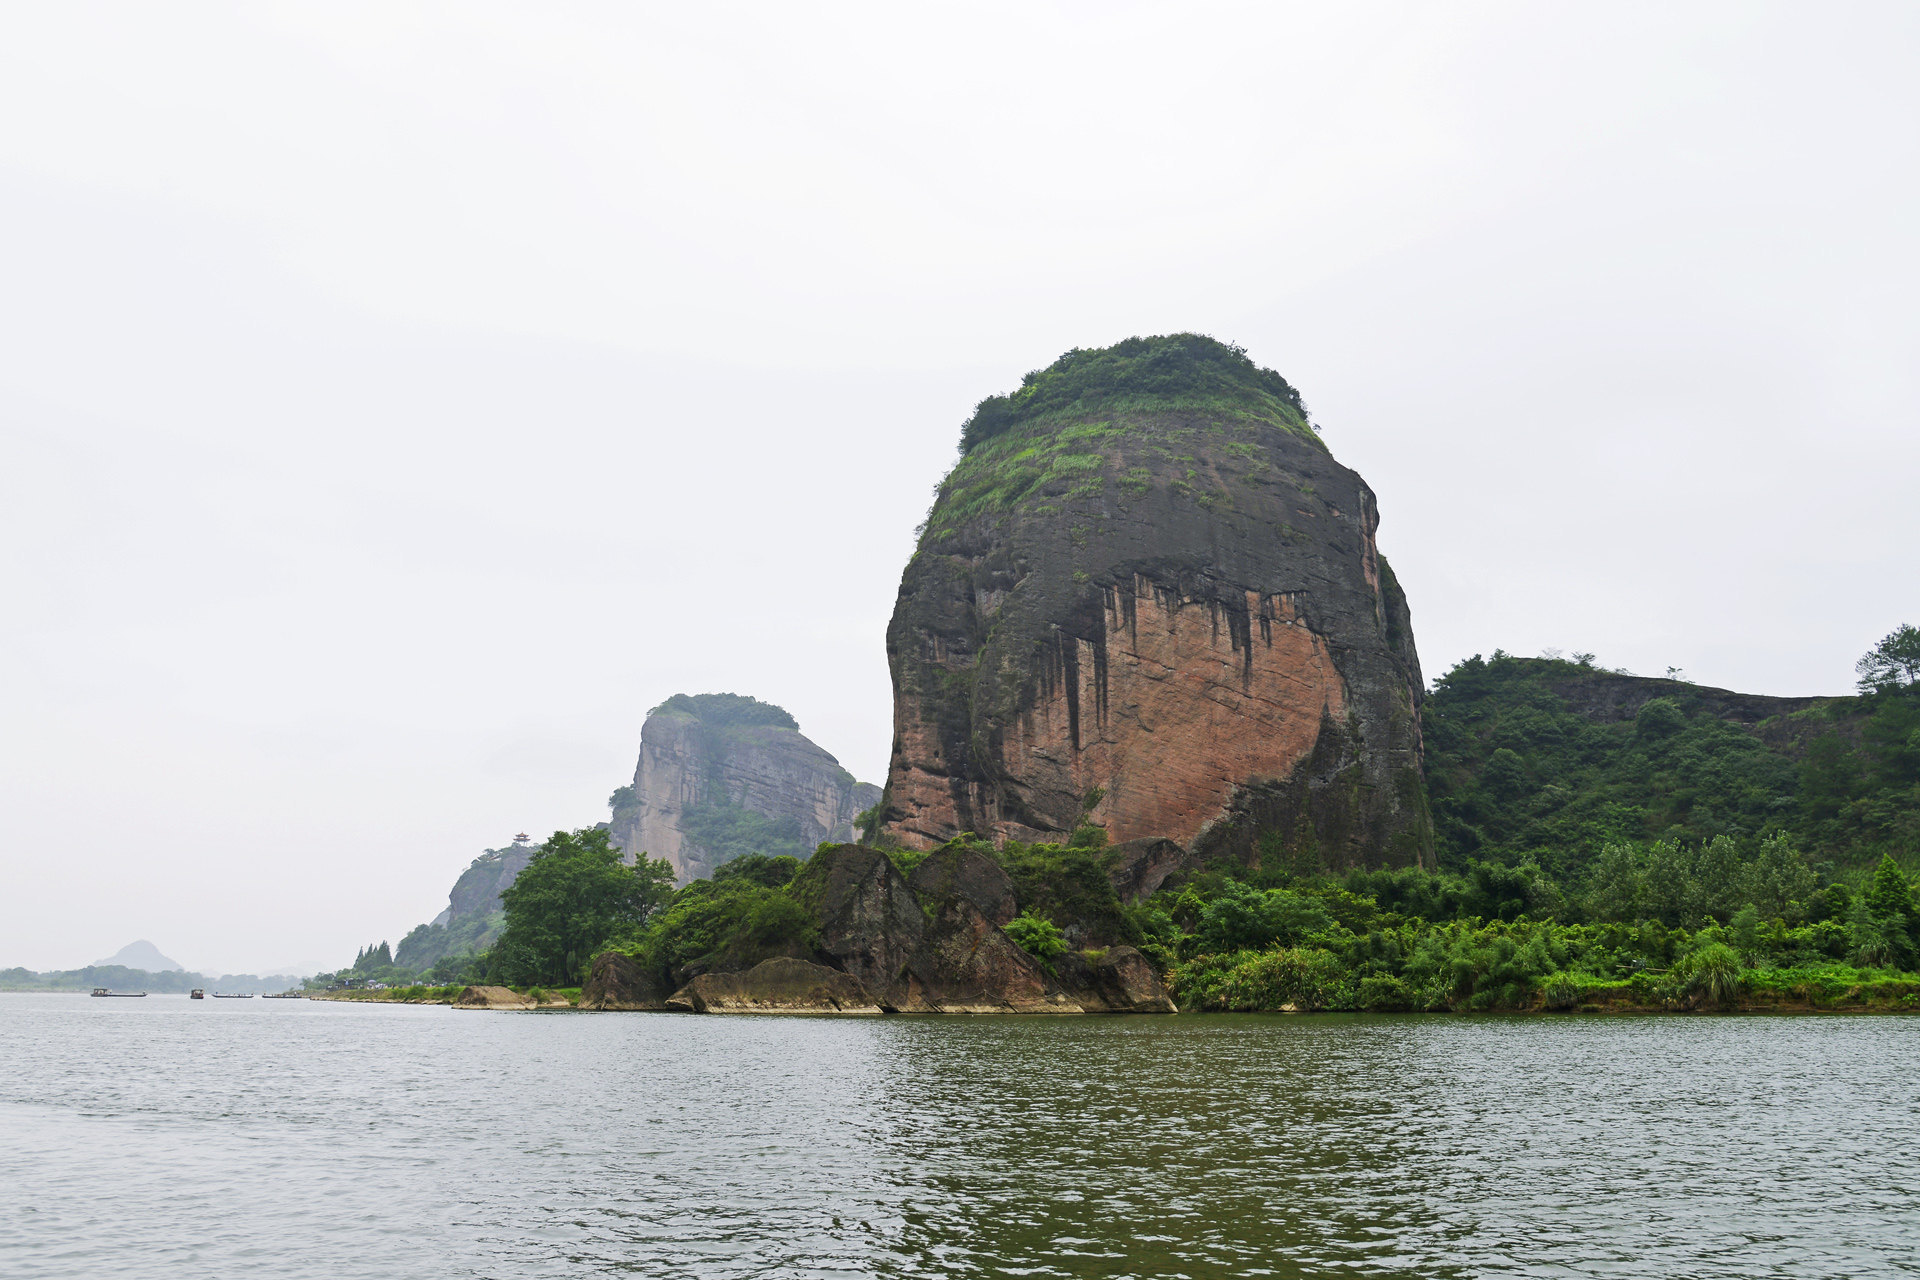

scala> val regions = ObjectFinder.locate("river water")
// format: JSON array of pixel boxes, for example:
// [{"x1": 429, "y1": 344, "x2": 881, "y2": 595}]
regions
[{"x1": 3, "y1": 994, "x2": 1916, "y2": 1279}]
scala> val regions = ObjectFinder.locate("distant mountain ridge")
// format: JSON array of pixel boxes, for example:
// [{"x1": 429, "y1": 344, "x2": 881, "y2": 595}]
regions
[{"x1": 93, "y1": 940, "x2": 183, "y2": 971}]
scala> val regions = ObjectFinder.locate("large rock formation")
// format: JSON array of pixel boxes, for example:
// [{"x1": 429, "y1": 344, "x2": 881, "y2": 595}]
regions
[
  {"x1": 775, "y1": 844, "x2": 1174, "y2": 1015},
  {"x1": 610, "y1": 693, "x2": 881, "y2": 884},
  {"x1": 881, "y1": 335, "x2": 1432, "y2": 874},
  {"x1": 908, "y1": 897, "x2": 1079, "y2": 1013}
]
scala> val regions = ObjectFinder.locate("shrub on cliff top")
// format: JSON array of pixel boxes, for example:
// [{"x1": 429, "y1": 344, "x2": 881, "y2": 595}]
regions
[
  {"x1": 958, "y1": 334, "x2": 1312, "y2": 454},
  {"x1": 1004, "y1": 911, "x2": 1068, "y2": 960},
  {"x1": 650, "y1": 692, "x2": 798, "y2": 731},
  {"x1": 995, "y1": 840, "x2": 1140, "y2": 948}
]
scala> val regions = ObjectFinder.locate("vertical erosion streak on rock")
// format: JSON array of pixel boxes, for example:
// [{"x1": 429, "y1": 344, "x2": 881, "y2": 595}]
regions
[{"x1": 1004, "y1": 578, "x2": 1345, "y2": 848}]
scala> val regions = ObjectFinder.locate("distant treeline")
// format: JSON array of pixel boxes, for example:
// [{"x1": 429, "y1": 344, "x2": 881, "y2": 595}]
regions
[{"x1": 0, "y1": 965, "x2": 300, "y2": 993}]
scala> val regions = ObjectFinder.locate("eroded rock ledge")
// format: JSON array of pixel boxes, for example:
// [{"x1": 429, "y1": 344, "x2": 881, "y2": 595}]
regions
[{"x1": 581, "y1": 844, "x2": 1176, "y2": 1015}]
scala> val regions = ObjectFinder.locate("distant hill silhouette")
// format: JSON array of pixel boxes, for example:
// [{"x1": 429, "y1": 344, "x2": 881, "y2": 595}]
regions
[{"x1": 92, "y1": 940, "x2": 183, "y2": 971}]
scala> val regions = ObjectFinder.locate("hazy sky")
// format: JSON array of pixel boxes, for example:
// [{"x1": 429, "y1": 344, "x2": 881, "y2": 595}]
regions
[{"x1": 4, "y1": 3, "x2": 1916, "y2": 974}]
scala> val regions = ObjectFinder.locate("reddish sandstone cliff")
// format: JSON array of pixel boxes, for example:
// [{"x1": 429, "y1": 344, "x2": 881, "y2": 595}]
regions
[{"x1": 881, "y1": 335, "x2": 1431, "y2": 872}]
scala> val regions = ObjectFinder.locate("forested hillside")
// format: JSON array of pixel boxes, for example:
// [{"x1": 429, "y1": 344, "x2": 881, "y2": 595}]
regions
[{"x1": 1422, "y1": 642, "x2": 1919, "y2": 882}]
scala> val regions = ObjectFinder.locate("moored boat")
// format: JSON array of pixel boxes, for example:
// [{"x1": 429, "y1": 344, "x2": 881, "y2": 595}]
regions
[
  {"x1": 211, "y1": 992, "x2": 253, "y2": 998},
  {"x1": 90, "y1": 988, "x2": 147, "y2": 997}
]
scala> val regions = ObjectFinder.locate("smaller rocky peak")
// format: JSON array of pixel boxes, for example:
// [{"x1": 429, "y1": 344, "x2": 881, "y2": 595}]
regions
[
  {"x1": 648, "y1": 691, "x2": 799, "y2": 733},
  {"x1": 610, "y1": 693, "x2": 881, "y2": 884}
]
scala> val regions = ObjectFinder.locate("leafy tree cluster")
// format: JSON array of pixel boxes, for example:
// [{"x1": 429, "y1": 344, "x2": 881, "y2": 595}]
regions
[
  {"x1": 959, "y1": 334, "x2": 1312, "y2": 454},
  {"x1": 320, "y1": 828, "x2": 680, "y2": 991},
  {"x1": 351, "y1": 941, "x2": 393, "y2": 973},
  {"x1": 1803, "y1": 637, "x2": 1920, "y2": 851},
  {"x1": 618, "y1": 866, "x2": 818, "y2": 984},
  {"x1": 1003, "y1": 911, "x2": 1068, "y2": 960},
  {"x1": 1857, "y1": 624, "x2": 1920, "y2": 693},
  {"x1": 1133, "y1": 839, "x2": 1920, "y2": 1014},
  {"x1": 489, "y1": 828, "x2": 677, "y2": 986},
  {"x1": 393, "y1": 911, "x2": 499, "y2": 973}
]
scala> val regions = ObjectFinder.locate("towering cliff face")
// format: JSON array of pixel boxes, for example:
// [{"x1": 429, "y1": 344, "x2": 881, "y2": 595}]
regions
[
  {"x1": 610, "y1": 693, "x2": 882, "y2": 884},
  {"x1": 882, "y1": 335, "x2": 1432, "y2": 872}
]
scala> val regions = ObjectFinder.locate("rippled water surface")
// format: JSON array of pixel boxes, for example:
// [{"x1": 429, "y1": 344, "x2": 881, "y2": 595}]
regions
[{"x1": 4, "y1": 995, "x2": 1917, "y2": 1278}]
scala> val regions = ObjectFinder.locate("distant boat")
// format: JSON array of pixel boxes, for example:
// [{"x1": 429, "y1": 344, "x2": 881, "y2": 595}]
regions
[
  {"x1": 211, "y1": 993, "x2": 253, "y2": 999},
  {"x1": 90, "y1": 988, "x2": 146, "y2": 998},
  {"x1": 190, "y1": 988, "x2": 205, "y2": 999},
  {"x1": 262, "y1": 993, "x2": 303, "y2": 999}
]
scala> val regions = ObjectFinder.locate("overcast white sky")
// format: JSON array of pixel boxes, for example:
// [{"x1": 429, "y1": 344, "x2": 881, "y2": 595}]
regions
[{"x1": 4, "y1": 2, "x2": 1916, "y2": 974}]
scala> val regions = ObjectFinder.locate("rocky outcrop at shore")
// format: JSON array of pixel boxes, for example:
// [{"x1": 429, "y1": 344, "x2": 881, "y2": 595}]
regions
[
  {"x1": 789, "y1": 844, "x2": 929, "y2": 1007},
  {"x1": 453, "y1": 985, "x2": 539, "y2": 1010},
  {"x1": 665, "y1": 957, "x2": 883, "y2": 1014},
  {"x1": 1053, "y1": 946, "x2": 1180, "y2": 1013},
  {"x1": 909, "y1": 897, "x2": 1078, "y2": 1013},
  {"x1": 879, "y1": 335, "x2": 1432, "y2": 876},
  {"x1": 609, "y1": 693, "x2": 881, "y2": 884},
  {"x1": 595, "y1": 843, "x2": 1176, "y2": 1016},
  {"x1": 579, "y1": 952, "x2": 671, "y2": 1010}
]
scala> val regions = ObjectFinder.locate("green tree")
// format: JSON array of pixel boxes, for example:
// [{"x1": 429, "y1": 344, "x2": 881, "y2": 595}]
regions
[
  {"x1": 492, "y1": 828, "x2": 676, "y2": 985},
  {"x1": 1862, "y1": 852, "x2": 1918, "y2": 967},
  {"x1": 1744, "y1": 833, "x2": 1816, "y2": 920},
  {"x1": 1586, "y1": 842, "x2": 1643, "y2": 922},
  {"x1": 1672, "y1": 942, "x2": 1743, "y2": 1008},
  {"x1": 1694, "y1": 835, "x2": 1749, "y2": 923},
  {"x1": 1847, "y1": 895, "x2": 1902, "y2": 969},
  {"x1": 350, "y1": 941, "x2": 392, "y2": 975},
  {"x1": 1641, "y1": 839, "x2": 1704, "y2": 927},
  {"x1": 1856, "y1": 624, "x2": 1920, "y2": 693},
  {"x1": 1728, "y1": 904, "x2": 1765, "y2": 962},
  {"x1": 1194, "y1": 885, "x2": 1336, "y2": 953},
  {"x1": 1482, "y1": 748, "x2": 1529, "y2": 799},
  {"x1": 1004, "y1": 910, "x2": 1068, "y2": 960},
  {"x1": 1634, "y1": 698, "x2": 1688, "y2": 739},
  {"x1": 713, "y1": 854, "x2": 802, "y2": 888}
]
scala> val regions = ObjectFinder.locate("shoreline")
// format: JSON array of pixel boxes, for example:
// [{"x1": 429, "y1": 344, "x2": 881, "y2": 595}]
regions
[{"x1": 301, "y1": 990, "x2": 1920, "y2": 1016}]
